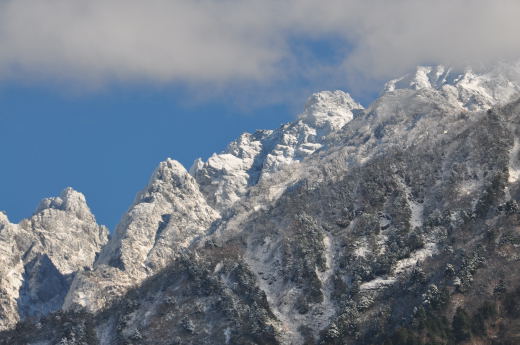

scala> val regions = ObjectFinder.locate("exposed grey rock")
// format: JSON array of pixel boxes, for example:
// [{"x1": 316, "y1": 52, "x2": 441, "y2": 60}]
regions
[
  {"x1": 190, "y1": 90, "x2": 364, "y2": 211},
  {"x1": 64, "y1": 158, "x2": 219, "y2": 312},
  {"x1": 0, "y1": 188, "x2": 108, "y2": 330}
]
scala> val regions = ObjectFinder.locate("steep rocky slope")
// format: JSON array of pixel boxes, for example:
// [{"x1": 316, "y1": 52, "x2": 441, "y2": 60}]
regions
[
  {"x1": 61, "y1": 90, "x2": 365, "y2": 314},
  {"x1": 2, "y1": 62, "x2": 520, "y2": 345},
  {"x1": 190, "y1": 90, "x2": 364, "y2": 211},
  {"x1": 63, "y1": 159, "x2": 219, "y2": 312},
  {"x1": 0, "y1": 188, "x2": 108, "y2": 331}
]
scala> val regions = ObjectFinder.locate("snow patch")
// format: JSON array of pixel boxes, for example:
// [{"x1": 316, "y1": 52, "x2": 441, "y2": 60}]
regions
[
  {"x1": 360, "y1": 277, "x2": 396, "y2": 291},
  {"x1": 360, "y1": 242, "x2": 438, "y2": 291},
  {"x1": 354, "y1": 243, "x2": 369, "y2": 258},
  {"x1": 224, "y1": 327, "x2": 231, "y2": 344},
  {"x1": 508, "y1": 138, "x2": 520, "y2": 183},
  {"x1": 245, "y1": 232, "x2": 338, "y2": 345},
  {"x1": 408, "y1": 195, "x2": 424, "y2": 229},
  {"x1": 394, "y1": 243, "x2": 438, "y2": 274},
  {"x1": 458, "y1": 179, "x2": 482, "y2": 196},
  {"x1": 214, "y1": 262, "x2": 224, "y2": 274},
  {"x1": 315, "y1": 233, "x2": 336, "y2": 325},
  {"x1": 245, "y1": 239, "x2": 304, "y2": 345}
]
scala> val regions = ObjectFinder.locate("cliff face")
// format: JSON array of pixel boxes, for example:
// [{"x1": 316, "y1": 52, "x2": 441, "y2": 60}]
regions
[
  {"x1": 0, "y1": 188, "x2": 108, "y2": 331},
  {"x1": 63, "y1": 159, "x2": 220, "y2": 313},
  {"x1": 3, "y1": 62, "x2": 520, "y2": 345},
  {"x1": 190, "y1": 90, "x2": 364, "y2": 212}
]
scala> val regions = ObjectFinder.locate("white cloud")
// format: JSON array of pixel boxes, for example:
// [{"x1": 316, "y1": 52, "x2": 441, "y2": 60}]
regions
[{"x1": 0, "y1": 0, "x2": 519, "y2": 92}]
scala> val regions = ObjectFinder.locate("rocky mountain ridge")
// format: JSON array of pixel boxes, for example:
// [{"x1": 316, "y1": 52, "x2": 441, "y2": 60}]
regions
[
  {"x1": 0, "y1": 188, "x2": 108, "y2": 331},
  {"x1": 2, "y1": 61, "x2": 520, "y2": 344}
]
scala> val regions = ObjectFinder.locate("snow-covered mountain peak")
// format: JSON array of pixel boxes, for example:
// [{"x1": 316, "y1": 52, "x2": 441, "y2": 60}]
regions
[
  {"x1": 0, "y1": 210, "x2": 10, "y2": 227},
  {"x1": 0, "y1": 187, "x2": 108, "y2": 330},
  {"x1": 384, "y1": 65, "x2": 453, "y2": 92},
  {"x1": 35, "y1": 187, "x2": 94, "y2": 222},
  {"x1": 224, "y1": 130, "x2": 271, "y2": 159},
  {"x1": 149, "y1": 158, "x2": 188, "y2": 185},
  {"x1": 383, "y1": 61, "x2": 520, "y2": 111},
  {"x1": 134, "y1": 158, "x2": 193, "y2": 204},
  {"x1": 189, "y1": 158, "x2": 205, "y2": 175},
  {"x1": 188, "y1": 91, "x2": 364, "y2": 211},
  {"x1": 299, "y1": 90, "x2": 364, "y2": 131}
]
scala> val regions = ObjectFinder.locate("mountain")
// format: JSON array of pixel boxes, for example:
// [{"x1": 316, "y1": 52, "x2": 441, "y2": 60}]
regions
[
  {"x1": 190, "y1": 90, "x2": 364, "y2": 211},
  {"x1": 63, "y1": 159, "x2": 219, "y2": 313},
  {"x1": 0, "y1": 188, "x2": 108, "y2": 331},
  {"x1": 2, "y1": 61, "x2": 520, "y2": 345}
]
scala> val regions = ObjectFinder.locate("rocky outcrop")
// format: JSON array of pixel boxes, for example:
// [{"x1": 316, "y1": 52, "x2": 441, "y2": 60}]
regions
[
  {"x1": 190, "y1": 90, "x2": 364, "y2": 211},
  {"x1": 0, "y1": 188, "x2": 108, "y2": 330},
  {"x1": 63, "y1": 159, "x2": 219, "y2": 312}
]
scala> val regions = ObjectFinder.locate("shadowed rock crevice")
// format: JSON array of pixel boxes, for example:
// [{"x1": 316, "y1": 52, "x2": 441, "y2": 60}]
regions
[{"x1": 17, "y1": 254, "x2": 70, "y2": 319}]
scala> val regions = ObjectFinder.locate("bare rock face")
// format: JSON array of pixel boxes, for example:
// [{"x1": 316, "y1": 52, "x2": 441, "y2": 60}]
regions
[
  {"x1": 26, "y1": 188, "x2": 108, "y2": 275},
  {"x1": 99, "y1": 159, "x2": 218, "y2": 273},
  {"x1": 64, "y1": 159, "x2": 219, "y2": 312},
  {"x1": 0, "y1": 188, "x2": 108, "y2": 330}
]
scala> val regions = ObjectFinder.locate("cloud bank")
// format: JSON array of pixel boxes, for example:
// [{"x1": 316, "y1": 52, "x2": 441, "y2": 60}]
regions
[{"x1": 1, "y1": 0, "x2": 519, "y2": 91}]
